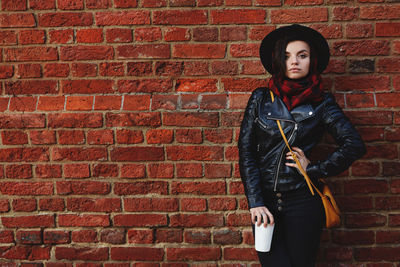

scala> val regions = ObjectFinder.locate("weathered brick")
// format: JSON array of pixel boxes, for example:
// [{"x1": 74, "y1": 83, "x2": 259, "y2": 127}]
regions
[
  {"x1": 55, "y1": 247, "x2": 108, "y2": 261},
  {"x1": 111, "y1": 247, "x2": 164, "y2": 261},
  {"x1": 114, "y1": 181, "x2": 168, "y2": 195},
  {"x1": 166, "y1": 247, "x2": 221, "y2": 261},
  {"x1": 58, "y1": 214, "x2": 110, "y2": 227}
]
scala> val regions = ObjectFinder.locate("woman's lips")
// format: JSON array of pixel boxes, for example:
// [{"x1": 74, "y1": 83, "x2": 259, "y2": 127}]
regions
[{"x1": 289, "y1": 68, "x2": 301, "y2": 72}]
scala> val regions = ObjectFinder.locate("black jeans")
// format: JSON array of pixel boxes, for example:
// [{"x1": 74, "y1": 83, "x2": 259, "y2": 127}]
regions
[{"x1": 252, "y1": 185, "x2": 325, "y2": 267}]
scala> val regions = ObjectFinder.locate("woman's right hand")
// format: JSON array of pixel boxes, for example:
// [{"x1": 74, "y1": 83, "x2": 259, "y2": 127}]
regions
[{"x1": 250, "y1": 206, "x2": 274, "y2": 227}]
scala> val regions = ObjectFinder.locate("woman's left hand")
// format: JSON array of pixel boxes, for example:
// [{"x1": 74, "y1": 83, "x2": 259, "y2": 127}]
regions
[{"x1": 285, "y1": 147, "x2": 310, "y2": 171}]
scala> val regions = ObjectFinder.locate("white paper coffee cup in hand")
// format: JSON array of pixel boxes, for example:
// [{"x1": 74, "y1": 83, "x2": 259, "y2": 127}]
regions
[{"x1": 255, "y1": 218, "x2": 274, "y2": 252}]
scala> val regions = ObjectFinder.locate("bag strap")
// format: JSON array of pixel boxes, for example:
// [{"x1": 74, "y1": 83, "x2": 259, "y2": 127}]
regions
[{"x1": 269, "y1": 90, "x2": 323, "y2": 198}]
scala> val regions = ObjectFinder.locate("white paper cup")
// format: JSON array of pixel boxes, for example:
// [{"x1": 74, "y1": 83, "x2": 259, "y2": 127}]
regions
[{"x1": 255, "y1": 221, "x2": 275, "y2": 252}]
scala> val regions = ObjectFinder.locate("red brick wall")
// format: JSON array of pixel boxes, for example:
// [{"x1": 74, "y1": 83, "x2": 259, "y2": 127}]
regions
[{"x1": 0, "y1": 0, "x2": 399, "y2": 265}]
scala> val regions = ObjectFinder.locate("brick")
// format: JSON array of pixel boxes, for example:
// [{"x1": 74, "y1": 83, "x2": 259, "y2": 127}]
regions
[
  {"x1": 376, "y1": 231, "x2": 400, "y2": 244},
  {"x1": 211, "y1": 61, "x2": 239, "y2": 75},
  {"x1": 171, "y1": 181, "x2": 226, "y2": 195},
  {"x1": 123, "y1": 95, "x2": 150, "y2": 111},
  {"x1": 100, "y1": 229, "x2": 125, "y2": 244},
  {"x1": 226, "y1": 0, "x2": 251, "y2": 5},
  {"x1": 48, "y1": 113, "x2": 102, "y2": 128},
  {"x1": 87, "y1": 129, "x2": 114, "y2": 145},
  {"x1": 209, "y1": 197, "x2": 236, "y2": 211},
  {"x1": 335, "y1": 76, "x2": 390, "y2": 91},
  {"x1": 170, "y1": 214, "x2": 224, "y2": 227},
  {"x1": 348, "y1": 59, "x2": 375, "y2": 73},
  {"x1": 99, "y1": 62, "x2": 124, "y2": 76},
  {"x1": 181, "y1": 198, "x2": 207, "y2": 212},
  {"x1": 126, "y1": 62, "x2": 153, "y2": 76},
  {"x1": 49, "y1": 29, "x2": 74, "y2": 44},
  {"x1": 93, "y1": 164, "x2": 118, "y2": 177},
  {"x1": 181, "y1": 94, "x2": 200, "y2": 109},
  {"x1": 0, "y1": 199, "x2": 10, "y2": 212},
  {"x1": 0, "y1": 230, "x2": 14, "y2": 243},
  {"x1": 0, "y1": 31, "x2": 17, "y2": 46},
  {"x1": 176, "y1": 163, "x2": 203, "y2": 178},
  {"x1": 134, "y1": 27, "x2": 162, "y2": 42},
  {"x1": 355, "y1": 247, "x2": 400, "y2": 261},
  {"x1": 53, "y1": 148, "x2": 107, "y2": 161},
  {"x1": 226, "y1": 213, "x2": 251, "y2": 226},
  {"x1": 116, "y1": 129, "x2": 144, "y2": 144},
  {"x1": 205, "y1": 163, "x2": 232, "y2": 178},
  {"x1": 376, "y1": 196, "x2": 400, "y2": 210},
  {"x1": 44, "y1": 63, "x2": 69, "y2": 77},
  {"x1": 94, "y1": 95, "x2": 121, "y2": 110},
  {"x1": 120, "y1": 164, "x2": 146, "y2": 178},
  {"x1": 1, "y1": 245, "x2": 50, "y2": 260},
  {"x1": 175, "y1": 129, "x2": 202, "y2": 144},
  {"x1": 213, "y1": 229, "x2": 241, "y2": 244},
  {"x1": 332, "y1": 230, "x2": 374, "y2": 245},
  {"x1": 16, "y1": 63, "x2": 41, "y2": 78},
  {"x1": 19, "y1": 30, "x2": 45, "y2": 44},
  {"x1": 230, "y1": 44, "x2": 258, "y2": 58},
  {"x1": 66, "y1": 96, "x2": 93, "y2": 111},
  {"x1": 61, "y1": 45, "x2": 113, "y2": 61},
  {"x1": 111, "y1": 147, "x2": 164, "y2": 161},
  {"x1": 62, "y1": 79, "x2": 113, "y2": 94},
  {"x1": 360, "y1": 5, "x2": 400, "y2": 20},
  {"x1": 67, "y1": 198, "x2": 121, "y2": 212},
  {"x1": 198, "y1": 0, "x2": 223, "y2": 6},
  {"x1": 58, "y1": 130, "x2": 85, "y2": 145},
  {"x1": 55, "y1": 247, "x2": 108, "y2": 261},
  {"x1": 95, "y1": 10, "x2": 149, "y2": 26},
  {"x1": 271, "y1": 8, "x2": 328, "y2": 23},
  {"x1": 167, "y1": 146, "x2": 223, "y2": 161},
  {"x1": 56, "y1": 181, "x2": 110, "y2": 195},
  {"x1": 0, "y1": 148, "x2": 49, "y2": 162},
  {"x1": 176, "y1": 79, "x2": 218, "y2": 92},
  {"x1": 325, "y1": 247, "x2": 353, "y2": 261},
  {"x1": 39, "y1": 198, "x2": 64, "y2": 211},
  {"x1": 152, "y1": 94, "x2": 178, "y2": 110},
  {"x1": 59, "y1": 214, "x2": 110, "y2": 227},
  {"x1": 5, "y1": 80, "x2": 57, "y2": 95},
  {"x1": 200, "y1": 94, "x2": 227, "y2": 109},
  {"x1": 173, "y1": 44, "x2": 225, "y2": 59},
  {"x1": 2, "y1": 215, "x2": 54, "y2": 228},
  {"x1": 43, "y1": 230, "x2": 71, "y2": 244},
  {"x1": 111, "y1": 247, "x2": 164, "y2": 261},
  {"x1": 76, "y1": 29, "x2": 103, "y2": 43},
  {"x1": 127, "y1": 229, "x2": 153, "y2": 244},
  {"x1": 0, "y1": 13, "x2": 35, "y2": 27},
  {"x1": 37, "y1": 96, "x2": 64, "y2": 111},
  {"x1": 222, "y1": 78, "x2": 265, "y2": 92},
  {"x1": 71, "y1": 230, "x2": 97, "y2": 243},
  {"x1": 146, "y1": 129, "x2": 173, "y2": 144},
  {"x1": 154, "y1": 10, "x2": 207, "y2": 25},
  {"x1": 156, "y1": 229, "x2": 183, "y2": 243},
  {"x1": 5, "y1": 164, "x2": 32, "y2": 179},
  {"x1": 346, "y1": 110, "x2": 392, "y2": 125},
  {"x1": 167, "y1": 247, "x2": 220, "y2": 261},
  {"x1": 333, "y1": 7, "x2": 359, "y2": 21},
  {"x1": 114, "y1": 214, "x2": 167, "y2": 227},
  {"x1": 223, "y1": 247, "x2": 257, "y2": 261},
  {"x1": 184, "y1": 61, "x2": 210, "y2": 76},
  {"x1": 71, "y1": 63, "x2": 97, "y2": 77},
  {"x1": 106, "y1": 28, "x2": 133, "y2": 43},
  {"x1": 9, "y1": 96, "x2": 37, "y2": 112},
  {"x1": 114, "y1": 0, "x2": 138, "y2": 7},
  {"x1": 86, "y1": 0, "x2": 111, "y2": 8},
  {"x1": 57, "y1": 0, "x2": 83, "y2": 10},
  {"x1": 378, "y1": 58, "x2": 400, "y2": 73},
  {"x1": 16, "y1": 230, "x2": 42, "y2": 244},
  {"x1": 38, "y1": 12, "x2": 92, "y2": 27},
  {"x1": 0, "y1": 182, "x2": 53, "y2": 196},
  {"x1": 2, "y1": 0, "x2": 27, "y2": 10},
  {"x1": 164, "y1": 27, "x2": 191, "y2": 42},
  {"x1": 376, "y1": 93, "x2": 400, "y2": 107},
  {"x1": 204, "y1": 129, "x2": 232, "y2": 143},
  {"x1": 332, "y1": 40, "x2": 390, "y2": 56},
  {"x1": 346, "y1": 93, "x2": 375, "y2": 108},
  {"x1": 193, "y1": 27, "x2": 218, "y2": 42},
  {"x1": 164, "y1": 112, "x2": 219, "y2": 127},
  {"x1": 389, "y1": 214, "x2": 400, "y2": 226},
  {"x1": 124, "y1": 198, "x2": 178, "y2": 212},
  {"x1": 2, "y1": 131, "x2": 28, "y2": 145},
  {"x1": 351, "y1": 161, "x2": 380, "y2": 176},
  {"x1": 114, "y1": 181, "x2": 168, "y2": 195},
  {"x1": 117, "y1": 79, "x2": 172, "y2": 93},
  {"x1": 211, "y1": 9, "x2": 265, "y2": 24},
  {"x1": 148, "y1": 163, "x2": 174, "y2": 178},
  {"x1": 117, "y1": 44, "x2": 170, "y2": 59},
  {"x1": 346, "y1": 213, "x2": 386, "y2": 228},
  {"x1": 12, "y1": 198, "x2": 36, "y2": 212},
  {"x1": 347, "y1": 23, "x2": 373, "y2": 38}
]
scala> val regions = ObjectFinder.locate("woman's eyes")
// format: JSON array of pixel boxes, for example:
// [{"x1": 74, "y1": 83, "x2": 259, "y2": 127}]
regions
[{"x1": 285, "y1": 54, "x2": 308, "y2": 60}]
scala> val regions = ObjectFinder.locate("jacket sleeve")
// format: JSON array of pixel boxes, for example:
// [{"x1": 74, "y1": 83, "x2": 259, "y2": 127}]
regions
[
  {"x1": 238, "y1": 88, "x2": 265, "y2": 209},
  {"x1": 306, "y1": 93, "x2": 366, "y2": 179}
]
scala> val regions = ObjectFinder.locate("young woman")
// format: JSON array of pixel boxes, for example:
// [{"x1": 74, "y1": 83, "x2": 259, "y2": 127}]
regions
[{"x1": 238, "y1": 24, "x2": 366, "y2": 266}]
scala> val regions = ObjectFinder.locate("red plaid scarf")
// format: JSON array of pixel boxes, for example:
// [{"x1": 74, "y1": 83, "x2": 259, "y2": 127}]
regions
[{"x1": 268, "y1": 73, "x2": 324, "y2": 111}]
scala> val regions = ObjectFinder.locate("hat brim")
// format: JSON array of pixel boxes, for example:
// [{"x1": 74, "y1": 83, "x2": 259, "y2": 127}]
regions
[{"x1": 259, "y1": 24, "x2": 330, "y2": 75}]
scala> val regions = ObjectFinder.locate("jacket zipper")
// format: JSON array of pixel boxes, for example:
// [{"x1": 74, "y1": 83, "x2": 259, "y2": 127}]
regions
[{"x1": 273, "y1": 123, "x2": 298, "y2": 191}]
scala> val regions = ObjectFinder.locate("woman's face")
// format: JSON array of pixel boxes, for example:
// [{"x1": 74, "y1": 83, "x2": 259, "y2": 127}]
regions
[{"x1": 285, "y1": 40, "x2": 310, "y2": 80}]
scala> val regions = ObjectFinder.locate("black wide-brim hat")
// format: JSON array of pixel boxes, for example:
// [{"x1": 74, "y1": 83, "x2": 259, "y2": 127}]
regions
[{"x1": 260, "y1": 24, "x2": 330, "y2": 75}]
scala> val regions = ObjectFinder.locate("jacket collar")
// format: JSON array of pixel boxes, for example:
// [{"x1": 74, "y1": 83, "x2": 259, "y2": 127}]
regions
[{"x1": 260, "y1": 90, "x2": 316, "y2": 123}]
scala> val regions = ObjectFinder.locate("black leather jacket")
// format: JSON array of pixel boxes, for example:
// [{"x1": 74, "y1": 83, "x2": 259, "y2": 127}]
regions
[{"x1": 238, "y1": 87, "x2": 366, "y2": 209}]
